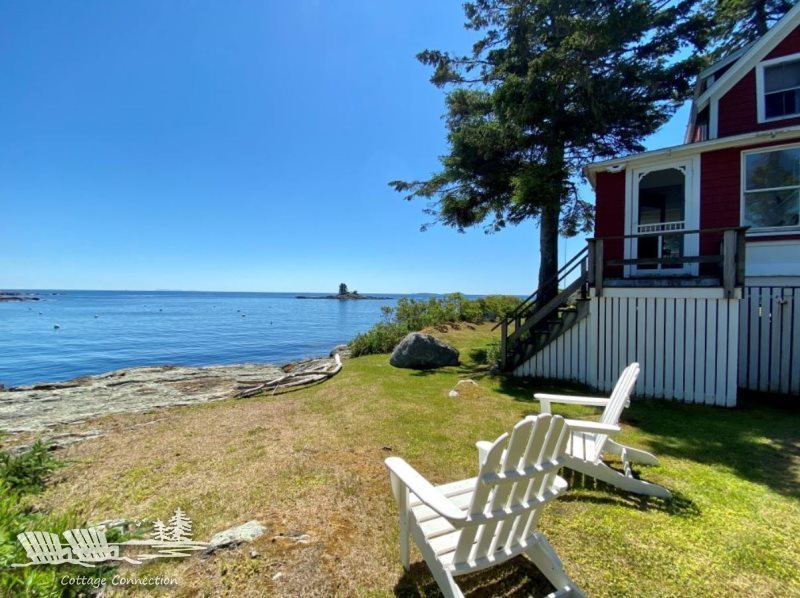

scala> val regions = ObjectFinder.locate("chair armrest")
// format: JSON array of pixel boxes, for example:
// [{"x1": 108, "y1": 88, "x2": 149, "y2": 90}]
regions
[
  {"x1": 476, "y1": 440, "x2": 493, "y2": 466},
  {"x1": 534, "y1": 393, "x2": 611, "y2": 413},
  {"x1": 384, "y1": 457, "x2": 466, "y2": 522},
  {"x1": 564, "y1": 419, "x2": 621, "y2": 435}
]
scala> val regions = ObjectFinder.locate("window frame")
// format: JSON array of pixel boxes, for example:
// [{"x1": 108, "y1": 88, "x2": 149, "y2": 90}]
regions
[
  {"x1": 756, "y1": 51, "x2": 800, "y2": 123},
  {"x1": 740, "y1": 142, "x2": 800, "y2": 234}
]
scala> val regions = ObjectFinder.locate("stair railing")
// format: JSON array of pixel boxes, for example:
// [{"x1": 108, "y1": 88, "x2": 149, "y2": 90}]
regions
[{"x1": 496, "y1": 246, "x2": 590, "y2": 371}]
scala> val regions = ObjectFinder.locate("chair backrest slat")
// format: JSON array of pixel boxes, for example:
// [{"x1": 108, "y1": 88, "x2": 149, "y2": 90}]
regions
[
  {"x1": 452, "y1": 414, "x2": 569, "y2": 569},
  {"x1": 492, "y1": 415, "x2": 553, "y2": 552},
  {"x1": 473, "y1": 417, "x2": 535, "y2": 559},
  {"x1": 518, "y1": 416, "x2": 569, "y2": 541},
  {"x1": 600, "y1": 363, "x2": 639, "y2": 425},
  {"x1": 452, "y1": 432, "x2": 508, "y2": 564},
  {"x1": 43, "y1": 532, "x2": 58, "y2": 561},
  {"x1": 591, "y1": 363, "x2": 640, "y2": 461}
]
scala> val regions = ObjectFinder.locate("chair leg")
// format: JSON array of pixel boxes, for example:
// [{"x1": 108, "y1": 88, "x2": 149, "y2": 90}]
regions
[
  {"x1": 413, "y1": 530, "x2": 463, "y2": 598},
  {"x1": 429, "y1": 563, "x2": 462, "y2": 598},
  {"x1": 566, "y1": 458, "x2": 672, "y2": 499},
  {"x1": 606, "y1": 439, "x2": 659, "y2": 465},
  {"x1": 526, "y1": 533, "x2": 585, "y2": 598},
  {"x1": 397, "y1": 486, "x2": 410, "y2": 571},
  {"x1": 399, "y1": 513, "x2": 410, "y2": 571}
]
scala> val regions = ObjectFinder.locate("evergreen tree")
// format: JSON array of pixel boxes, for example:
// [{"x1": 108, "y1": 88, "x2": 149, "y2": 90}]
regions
[
  {"x1": 152, "y1": 518, "x2": 169, "y2": 542},
  {"x1": 338, "y1": 283, "x2": 349, "y2": 295},
  {"x1": 707, "y1": 0, "x2": 793, "y2": 57},
  {"x1": 391, "y1": 0, "x2": 707, "y2": 301},
  {"x1": 167, "y1": 508, "x2": 192, "y2": 542}
]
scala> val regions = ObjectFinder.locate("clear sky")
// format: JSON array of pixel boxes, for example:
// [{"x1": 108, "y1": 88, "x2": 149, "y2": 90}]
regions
[{"x1": 0, "y1": 1, "x2": 690, "y2": 295}]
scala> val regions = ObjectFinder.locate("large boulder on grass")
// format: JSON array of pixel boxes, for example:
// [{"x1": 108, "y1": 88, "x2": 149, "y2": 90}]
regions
[{"x1": 389, "y1": 332, "x2": 460, "y2": 370}]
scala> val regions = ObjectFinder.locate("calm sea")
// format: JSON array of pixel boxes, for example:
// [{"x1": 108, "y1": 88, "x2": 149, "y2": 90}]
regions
[{"x1": 0, "y1": 290, "x2": 408, "y2": 387}]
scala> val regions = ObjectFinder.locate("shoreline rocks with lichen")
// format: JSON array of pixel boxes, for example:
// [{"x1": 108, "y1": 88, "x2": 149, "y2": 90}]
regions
[{"x1": 0, "y1": 359, "x2": 337, "y2": 433}]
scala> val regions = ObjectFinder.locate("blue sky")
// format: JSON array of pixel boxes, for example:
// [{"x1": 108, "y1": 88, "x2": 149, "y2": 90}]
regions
[{"x1": 1, "y1": 1, "x2": 690, "y2": 295}]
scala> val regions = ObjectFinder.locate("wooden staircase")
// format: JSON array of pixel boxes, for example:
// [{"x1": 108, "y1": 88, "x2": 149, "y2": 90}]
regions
[{"x1": 495, "y1": 247, "x2": 590, "y2": 372}]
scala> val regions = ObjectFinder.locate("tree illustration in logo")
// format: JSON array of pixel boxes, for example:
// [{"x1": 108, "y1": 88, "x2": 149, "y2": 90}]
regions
[
  {"x1": 168, "y1": 508, "x2": 192, "y2": 542},
  {"x1": 152, "y1": 519, "x2": 169, "y2": 542}
]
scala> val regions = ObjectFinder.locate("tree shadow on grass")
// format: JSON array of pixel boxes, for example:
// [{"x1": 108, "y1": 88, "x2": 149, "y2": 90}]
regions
[
  {"x1": 494, "y1": 374, "x2": 800, "y2": 501},
  {"x1": 498, "y1": 376, "x2": 596, "y2": 405},
  {"x1": 394, "y1": 557, "x2": 557, "y2": 598},
  {"x1": 558, "y1": 468, "x2": 700, "y2": 517},
  {"x1": 625, "y1": 399, "x2": 800, "y2": 501},
  {"x1": 408, "y1": 362, "x2": 493, "y2": 379}
]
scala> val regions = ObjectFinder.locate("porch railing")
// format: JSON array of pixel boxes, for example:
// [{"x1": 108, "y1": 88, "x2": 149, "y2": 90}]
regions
[
  {"x1": 495, "y1": 226, "x2": 748, "y2": 373},
  {"x1": 590, "y1": 226, "x2": 747, "y2": 298}
]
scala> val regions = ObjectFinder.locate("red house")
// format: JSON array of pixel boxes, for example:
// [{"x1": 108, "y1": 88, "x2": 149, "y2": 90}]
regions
[{"x1": 500, "y1": 7, "x2": 800, "y2": 405}]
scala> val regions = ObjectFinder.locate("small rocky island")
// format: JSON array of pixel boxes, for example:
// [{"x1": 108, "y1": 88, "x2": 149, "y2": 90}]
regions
[
  {"x1": 0, "y1": 291, "x2": 39, "y2": 302},
  {"x1": 296, "y1": 283, "x2": 391, "y2": 300}
]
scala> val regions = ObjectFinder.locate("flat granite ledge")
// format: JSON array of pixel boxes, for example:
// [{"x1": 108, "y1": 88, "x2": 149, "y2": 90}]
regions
[{"x1": 0, "y1": 361, "x2": 306, "y2": 434}]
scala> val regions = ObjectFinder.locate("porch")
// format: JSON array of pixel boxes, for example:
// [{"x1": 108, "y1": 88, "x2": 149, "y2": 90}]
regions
[
  {"x1": 589, "y1": 226, "x2": 748, "y2": 298},
  {"x1": 498, "y1": 226, "x2": 789, "y2": 406}
]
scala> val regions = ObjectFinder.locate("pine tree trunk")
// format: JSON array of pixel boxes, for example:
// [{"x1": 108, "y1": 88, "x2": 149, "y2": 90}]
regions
[
  {"x1": 537, "y1": 142, "x2": 564, "y2": 305},
  {"x1": 755, "y1": 0, "x2": 768, "y2": 36},
  {"x1": 538, "y1": 201, "x2": 560, "y2": 304}
]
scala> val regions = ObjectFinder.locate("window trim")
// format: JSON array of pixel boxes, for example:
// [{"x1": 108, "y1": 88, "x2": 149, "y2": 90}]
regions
[
  {"x1": 740, "y1": 142, "x2": 800, "y2": 234},
  {"x1": 756, "y1": 51, "x2": 800, "y2": 123}
]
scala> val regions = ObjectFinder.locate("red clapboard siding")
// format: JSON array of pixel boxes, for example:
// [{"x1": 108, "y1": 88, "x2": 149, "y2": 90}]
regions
[
  {"x1": 700, "y1": 149, "x2": 741, "y2": 270},
  {"x1": 718, "y1": 25, "x2": 800, "y2": 137},
  {"x1": 700, "y1": 138, "x2": 800, "y2": 261},
  {"x1": 594, "y1": 171, "x2": 626, "y2": 277}
]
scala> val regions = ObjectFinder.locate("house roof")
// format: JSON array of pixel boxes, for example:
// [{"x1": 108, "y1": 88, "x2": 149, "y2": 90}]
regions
[
  {"x1": 697, "y1": 44, "x2": 751, "y2": 83},
  {"x1": 585, "y1": 5, "x2": 800, "y2": 188},
  {"x1": 695, "y1": 3, "x2": 800, "y2": 111},
  {"x1": 582, "y1": 124, "x2": 800, "y2": 187}
]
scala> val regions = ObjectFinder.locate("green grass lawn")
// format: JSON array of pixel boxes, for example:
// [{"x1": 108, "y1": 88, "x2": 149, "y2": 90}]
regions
[{"x1": 23, "y1": 323, "x2": 800, "y2": 596}]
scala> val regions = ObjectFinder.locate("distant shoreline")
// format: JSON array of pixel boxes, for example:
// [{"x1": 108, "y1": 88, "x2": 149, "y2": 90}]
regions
[{"x1": 0, "y1": 291, "x2": 39, "y2": 302}]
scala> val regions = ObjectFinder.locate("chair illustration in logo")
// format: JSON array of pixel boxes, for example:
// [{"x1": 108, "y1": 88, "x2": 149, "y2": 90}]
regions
[
  {"x1": 64, "y1": 527, "x2": 141, "y2": 564},
  {"x1": 13, "y1": 532, "x2": 88, "y2": 567},
  {"x1": 13, "y1": 527, "x2": 142, "y2": 567}
]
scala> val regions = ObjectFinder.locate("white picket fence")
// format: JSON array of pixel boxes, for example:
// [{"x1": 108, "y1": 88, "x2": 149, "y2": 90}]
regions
[
  {"x1": 739, "y1": 286, "x2": 800, "y2": 395},
  {"x1": 514, "y1": 288, "x2": 741, "y2": 406},
  {"x1": 514, "y1": 315, "x2": 592, "y2": 386}
]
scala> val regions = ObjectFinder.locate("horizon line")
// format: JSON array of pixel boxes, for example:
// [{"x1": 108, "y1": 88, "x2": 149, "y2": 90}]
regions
[{"x1": 2, "y1": 288, "x2": 525, "y2": 297}]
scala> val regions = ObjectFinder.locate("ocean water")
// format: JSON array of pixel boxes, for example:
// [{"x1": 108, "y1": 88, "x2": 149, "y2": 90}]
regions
[{"x1": 0, "y1": 290, "x2": 404, "y2": 387}]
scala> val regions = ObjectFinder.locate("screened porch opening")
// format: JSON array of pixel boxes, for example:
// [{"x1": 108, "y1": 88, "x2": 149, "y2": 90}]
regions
[{"x1": 636, "y1": 167, "x2": 686, "y2": 271}]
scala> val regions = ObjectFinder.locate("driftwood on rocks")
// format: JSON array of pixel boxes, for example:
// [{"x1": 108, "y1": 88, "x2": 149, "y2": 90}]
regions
[
  {"x1": 1, "y1": 351, "x2": 344, "y2": 434},
  {"x1": 234, "y1": 354, "x2": 342, "y2": 398}
]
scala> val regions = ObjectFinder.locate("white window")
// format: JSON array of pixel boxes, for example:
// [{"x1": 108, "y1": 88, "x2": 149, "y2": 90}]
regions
[
  {"x1": 742, "y1": 145, "x2": 800, "y2": 231},
  {"x1": 757, "y1": 53, "x2": 800, "y2": 122}
]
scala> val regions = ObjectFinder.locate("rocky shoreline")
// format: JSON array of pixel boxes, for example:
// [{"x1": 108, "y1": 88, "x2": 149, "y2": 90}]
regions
[{"x1": 0, "y1": 350, "x2": 347, "y2": 434}]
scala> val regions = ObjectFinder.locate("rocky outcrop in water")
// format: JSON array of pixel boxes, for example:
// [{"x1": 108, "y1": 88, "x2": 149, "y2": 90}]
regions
[
  {"x1": 0, "y1": 291, "x2": 39, "y2": 302},
  {"x1": 294, "y1": 293, "x2": 391, "y2": 300}
]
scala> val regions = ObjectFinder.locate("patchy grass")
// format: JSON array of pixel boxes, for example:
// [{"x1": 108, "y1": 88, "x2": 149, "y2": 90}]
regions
[{"x1": 19, "y1": 323, "x2": 800, "y2": 596}]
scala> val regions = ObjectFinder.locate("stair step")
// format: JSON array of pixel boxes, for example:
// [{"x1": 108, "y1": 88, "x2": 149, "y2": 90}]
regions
[
  {"x1": 498, "y1": 251, "x2": 590, "y2": 372},
  {"x1": 562, "y1": 312, "x2": 577, "y2": 326}
]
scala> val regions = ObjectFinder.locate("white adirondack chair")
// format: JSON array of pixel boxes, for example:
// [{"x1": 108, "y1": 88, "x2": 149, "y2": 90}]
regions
[
  {"x1": 534, "y1": 362, "x2": 671, "y2": 499},
  {"x1": 386, "y1": 414, "x2": 600, "y2": 598}
]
